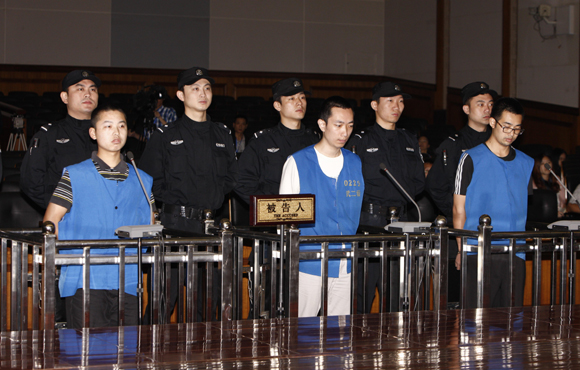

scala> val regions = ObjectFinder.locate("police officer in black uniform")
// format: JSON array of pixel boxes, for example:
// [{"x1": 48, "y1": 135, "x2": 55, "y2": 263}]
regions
[
  {"x1": 21, "y1": 69, "x2": 100, "y2": 209},
  {"x1": 235, "y1": 77, "x2": 318, "y2": 318},
  {"x1": 425, "y1": 82, "x2": 496, "y2": 222},
  {"x1": 235, "y1": 77, "x2": 319, "y2": 204},
  {"x1": 347, "y1": 81, "x2": 424, "y2": 313},
  {"x1": 425, "y1": 82, "x2": 496, "y2": 304},
  {"x1": 139, "y1": 67, "x2": 237, "y2": 321},
  {"x1": 20, "y1": 69, "x2": 100, "y2": 326}
]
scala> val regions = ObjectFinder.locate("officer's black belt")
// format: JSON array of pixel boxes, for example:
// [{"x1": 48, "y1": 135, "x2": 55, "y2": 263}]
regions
[
  {"x1": 361, "y1": 202, "x2": 390, "y2": 216},
  {"x1": 162, "y1": 204, "x2": 207, "y2": 221}
]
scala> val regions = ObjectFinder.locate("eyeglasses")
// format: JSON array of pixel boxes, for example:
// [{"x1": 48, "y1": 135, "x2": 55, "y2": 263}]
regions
[{"x1": 496, "y1": 121, "x2": 524, "y2": 135}]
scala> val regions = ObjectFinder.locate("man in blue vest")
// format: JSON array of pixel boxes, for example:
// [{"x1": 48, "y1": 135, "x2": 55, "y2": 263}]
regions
[
  {"x1": 453, "y1": 97, "x2": 533, "y2": 308},
  {"x1": 44, "y1": 105, "x2": 154, "y2": 328},
  {"x1": 279, "y1": 96, "x2": 364, "y2": 317}
]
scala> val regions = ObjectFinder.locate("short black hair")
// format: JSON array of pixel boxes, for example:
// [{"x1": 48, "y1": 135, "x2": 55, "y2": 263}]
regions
[
  {"x1": 319, "y1": 96, "x2": 353, "y2": 122},
  {"x1": 90, "y1": 104, "x2": 126, "y2": 128},
  {"x1": 234, "y1": 114, "x2": 248, "y2": 123},
  {"x1": 490, "y1": 97, "x2": 524, "y2": 122}
]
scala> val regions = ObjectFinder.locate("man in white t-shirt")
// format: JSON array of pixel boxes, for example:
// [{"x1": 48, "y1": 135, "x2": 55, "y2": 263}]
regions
[{"x1": 279, "y1": 96, "x2": 364, "y2": 317}]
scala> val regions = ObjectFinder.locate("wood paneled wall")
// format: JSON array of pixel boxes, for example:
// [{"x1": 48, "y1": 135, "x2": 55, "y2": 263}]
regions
[{"x1": 1, "y1": 64, "x2": 578, "y2": 152}]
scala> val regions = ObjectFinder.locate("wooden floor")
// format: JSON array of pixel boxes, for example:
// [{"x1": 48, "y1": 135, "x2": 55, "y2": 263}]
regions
[{"x1": 3, "y1": 305, "x2": 580, "y2": 369}]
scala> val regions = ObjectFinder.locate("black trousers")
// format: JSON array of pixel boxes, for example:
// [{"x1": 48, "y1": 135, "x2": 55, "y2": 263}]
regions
[
  {"x1": 143, "y1": 212, "x2": 220, "y2": 323},
  {"x1": 357, "y1": 211, "x2": 402, "y2": 314},
  {"x1": 464, "y1": 254, "x2": 526, "y2": 309},
  {"x1": 65, "y1": 289, "x2": 138, "y2": 329}
]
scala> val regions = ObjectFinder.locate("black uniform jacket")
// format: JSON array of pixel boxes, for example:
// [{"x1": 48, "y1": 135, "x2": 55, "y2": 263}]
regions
[
  {"x1": 235, "y1": 122, "x2": 319, "y2": 204},
  {"x1": 425, "y1": 125, "x2": 490, "y2": 218},
  {"x1": 139, "y1": 115, "x2": 238, "y2": 211},
  {"x1": 20, "y1": 115, "x2": 97, "y2": 208},
  {"x1": 347, "y1": 123, "x2": 424, "y2": 210}
]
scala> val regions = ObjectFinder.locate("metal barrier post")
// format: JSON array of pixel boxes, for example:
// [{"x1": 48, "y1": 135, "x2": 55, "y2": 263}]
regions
[
  {"x1": 476, "y1": 215, "x2": 492, "y2": 308},
  {"x1": 550, "y1": 247, "x2": 558, "y2": 305},
  {"x1": 380, "y1": 241, "x2": 389, "y2": 312},
  {"x1": 351, "y1": 241, "x2": 358, "y2": 315},
  {"x1": 233, "y1": 235, "x2": 244, "y2": 320},
  {"x1": 269, "y1": 240, "x2": 277, "y2": 318},
  {"x1": 42, "y1": 222, "x2": 56, "y2": 330},
  {"x1": 32, "y1": 244, "x2": 40, "y2": 330},
  {"x1": 152, "y1": 242, "x2": 162, "y2": 324},
  {"x1": 320, "y1": 242, "x2": 329, "y2": 316},
  {"x1": 460, "y1": 235, "x2": 468, "y2": 309},
  {"x1": 118, "y1": 245, "x2": 126, "y2": 326},
  {"x1": 1, "y1": 237, "x2": 7, "y2": 331},
  {"x1": 20, "y1": 242, "x2": 29, "y2": 330},
  {"x1": 509, "y1": 238, "x2": 516, "y2": 307},
  {"x1": 561, "y1": 236, "x2": 568, "y2": 305},
  {"x1": 286, "y1": 225, "x2": 300, "y2": 318},
  {"x1": 251, "y1": 238, "x2": 260, "y2": 319},
  {"x1": 10, "y1": 241, "x2": 21, "y2": 331},
  {"x1": 569, "y1": 231, "x2": 577, "y2": 305},
  {"x1": 362, "y1": 231, "x2": 369, "y2": 313},
  {"x1": 220, "y1": 221, "x2": 233, "y2": 321},
  {"x1": 186, "y1": 245, "x2": 195, "y2": 323},
  {"x1": 403, "y1": 234, "x2": 412, "y2": 312},
  {"x1": 532, "y1": 236, "x2": 542, "y2": 306},
  {"x1": 432, "y1": 216, "x2": 448, "y2": 311},
  {"x1": 82, "y1": 245, "x2": 90, "y2": 327}
]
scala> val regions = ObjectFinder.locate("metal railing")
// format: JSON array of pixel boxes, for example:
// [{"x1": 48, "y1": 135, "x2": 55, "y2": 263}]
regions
[
  {"x1": 1, "y1": 220, "x2": 234, "y2": 331},
  {"x1": 2, "y1": 214, "x2": 580, "y2": 331}
]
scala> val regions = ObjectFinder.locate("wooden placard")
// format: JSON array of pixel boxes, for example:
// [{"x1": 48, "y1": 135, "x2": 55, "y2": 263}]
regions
[{"x1": 250, "y1": 194, "x2": 315, "y2": 226}]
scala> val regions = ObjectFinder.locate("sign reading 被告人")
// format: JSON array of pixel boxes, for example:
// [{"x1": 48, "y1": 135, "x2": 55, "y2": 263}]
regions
[{"x1": 250, "y1": 194, "x2": 315, "y2": 226}]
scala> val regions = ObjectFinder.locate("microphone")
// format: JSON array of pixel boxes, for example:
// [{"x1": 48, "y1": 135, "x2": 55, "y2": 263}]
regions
[
  {"x1": 544, "y1": 163, "x2": 580, "y2": 206},
  {"x1": 379, "y1": 163, "x2": 422, "y2": 222},
  {"x1": 127, "y1": 151, "x2": 156, "y2": 225}
]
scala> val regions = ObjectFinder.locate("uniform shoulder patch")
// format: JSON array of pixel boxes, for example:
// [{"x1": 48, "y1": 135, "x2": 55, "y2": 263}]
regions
[
  {"x1": 254, "y1": 127, "x2": 274, "y2": 139},
  {"x1": 40, "y1": 123, "x2": 53, "y2": 132},
  {"x1": 447, "y1": 132, "x2": 460, "y2": 142}
]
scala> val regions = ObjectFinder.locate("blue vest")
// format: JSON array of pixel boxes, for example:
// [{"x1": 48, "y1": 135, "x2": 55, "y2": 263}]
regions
[
  {"x1": 463, "y1": 144, "x2": 533, "y2": 259},
  {"x1": 58, "y1": 159, "x2": 153, "y2": 297},
  {"x1": 293, "y1": 146, "x2": 364, "y2": 277}
]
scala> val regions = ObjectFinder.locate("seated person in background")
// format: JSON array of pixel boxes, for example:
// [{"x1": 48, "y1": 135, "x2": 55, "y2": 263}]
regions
[
  {"x1": 279, "y1": 96, "x2": 363, "y2": 317},
  {"x1": 532, "y1": 154, "x2": 565, "y2": 217},
  {"x1": 548, "y1": 148, "x2": 568, "y2": 215},
  {"x1": 44, "y1": 105, "x2": 154, "y2": 329},
  {"x1": 418, "y1": 135, "x2": 434, "y2": 162},
  {"x1": 231, "y1": 114, "x2": 250, "y2": 157}
]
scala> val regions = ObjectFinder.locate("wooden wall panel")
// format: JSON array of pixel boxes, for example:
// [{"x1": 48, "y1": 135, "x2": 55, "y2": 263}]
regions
[{"x1": 1, "y1": 64, "x2": 578, "y2": 152}]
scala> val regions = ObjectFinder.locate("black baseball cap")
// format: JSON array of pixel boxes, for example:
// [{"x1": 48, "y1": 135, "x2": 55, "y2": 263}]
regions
[
  {"x1": 61, "y1": 70, "x2": 101, "y2": 91},
  {"x1": 372, "y1": 81, "x2": 411, "y2": 100},
  {"x1": 272, "y1": 78, "x2": 311, "y2": 100},
  {"x1": 177, "y1": 67, "x2": 215, "y2": 89},
  {"x1": 461, "y1": 82, "x2": 498, "y2": 104}
]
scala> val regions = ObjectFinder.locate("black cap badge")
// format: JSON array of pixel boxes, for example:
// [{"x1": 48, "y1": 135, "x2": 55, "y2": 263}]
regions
[
  {"x1": 480, "y1": 83, "x2": 487, "y2": 89},
  {"x1": 196, "y1": 69, "x2": 203, "y2": 76},
  {"x1": 395, "y1": 85, "x2": 401, "y2": 91},
  {"x1": 293, "y1": 81, "x2": 301, "y2": 87},
  {"x1": 82, "y1": 71, "x2": 89, "y2": 78}
]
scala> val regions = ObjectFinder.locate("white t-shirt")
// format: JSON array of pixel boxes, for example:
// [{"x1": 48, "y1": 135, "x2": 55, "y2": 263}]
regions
[{"x1": 279, "y1": 147, "x2": 344, "y2": 195}]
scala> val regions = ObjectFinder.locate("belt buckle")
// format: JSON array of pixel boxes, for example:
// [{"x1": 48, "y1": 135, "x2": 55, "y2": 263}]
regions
[
  {"x1": 180, "y1": 206, "x2": 188, "y2": 218},
  {"x1": 368, "y1": 203, "x2": 374, "y2": 214}
]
